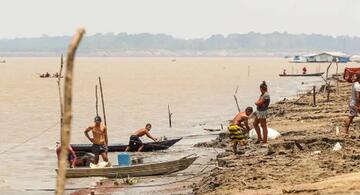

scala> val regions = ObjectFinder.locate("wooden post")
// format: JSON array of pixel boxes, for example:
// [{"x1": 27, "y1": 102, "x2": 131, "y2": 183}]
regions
[
  {"x1": 95, "y1": 85, "x2": 99, "y2": 116},
  {"x1": 168, "y1": 104, "x2": 173, "y2": 128},
  {"x1": 247, "y1": 65, "x2": 250, "y2": 77},
  {"x1": 56, "y1": 28, "x2": 85, "y2": 195},
  {"x1": 221, "y1": 124, "x2": 223, "y2": 130},
  {"x1": 312, "y1": 86, "x2": 316, "y2": 107},
  {"x1": 57, "y1": 54, "x2": 64, "y2": 129},
  {"x1": 327, "y1": 84, "x2": 330, "y2": 102},
  {"x1": 336, "y1": 62, "x2": 339, "y2": 94}
]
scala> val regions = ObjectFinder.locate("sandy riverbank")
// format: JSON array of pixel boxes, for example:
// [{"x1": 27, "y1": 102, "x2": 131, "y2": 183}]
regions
[{"x1": 193, "y1": 81, "x2": 360, "y2": 194}]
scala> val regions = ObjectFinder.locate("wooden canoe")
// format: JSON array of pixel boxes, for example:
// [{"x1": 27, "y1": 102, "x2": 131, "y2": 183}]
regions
[
  {"x1": 279, "y1": 72, "x2": 324, "y2": 77},
  {"x1": 71, "y1": 138, "x2": 182, "y2": 152},
  {"x1": 61, "y1": 156, "x2": 197, "y2": 178}
]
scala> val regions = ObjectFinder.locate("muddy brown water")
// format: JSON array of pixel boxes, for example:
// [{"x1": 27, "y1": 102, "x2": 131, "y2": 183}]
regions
[{"x1": 0, "y1": 57, "x2": 357, "y2": 194}]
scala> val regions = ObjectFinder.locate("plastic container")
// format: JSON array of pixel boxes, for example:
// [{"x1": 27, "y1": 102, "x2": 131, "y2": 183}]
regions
[{"x1": 118, "y1": 152, "x2": 131, "y2": 166}]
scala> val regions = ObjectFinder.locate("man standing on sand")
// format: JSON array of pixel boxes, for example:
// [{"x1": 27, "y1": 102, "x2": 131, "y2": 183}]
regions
[
  {"x1": 345, "y1": 73, "x2": 360, "y2": 135},
  {"x1": 125, "y1": 123, "x2": 159, "y2": 152},
  {"x1": 228, "y1": 107, "x2": 253, "y2": 154},
  {"x1": 84, "y1": 116, "x2": 109, "y2": 165}
]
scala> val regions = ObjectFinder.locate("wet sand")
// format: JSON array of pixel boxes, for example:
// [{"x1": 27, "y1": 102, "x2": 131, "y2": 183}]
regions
[{"x1": 193, "y1": 81, "x2": 360, "y2": 194}]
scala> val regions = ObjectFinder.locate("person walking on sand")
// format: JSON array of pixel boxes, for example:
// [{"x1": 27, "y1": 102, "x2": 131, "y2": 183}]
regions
[
  {"x1": 84, "y1": 116, "x2": 109, "y2": 165},
  {"x1": 253, "y1": 81, "x2": 270, "y2": 145},
  {"x1": 345, "y1": 73, "x2": 360, "y2": 135},
  {"x1": 125, "y1": 123, "x2": 159, "y2": 152},
  {"x1": 228, "y1": 107, "x2": 253, "y2": 154}
]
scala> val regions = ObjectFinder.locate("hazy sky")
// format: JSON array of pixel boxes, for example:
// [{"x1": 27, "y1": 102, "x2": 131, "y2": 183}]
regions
[{"x1": 0, "y1": 0, "x2": 359, "y2": 39}]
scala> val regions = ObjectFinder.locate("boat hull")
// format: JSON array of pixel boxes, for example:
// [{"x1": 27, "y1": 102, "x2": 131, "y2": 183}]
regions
[
  {"x1": 279, "y1": 72, "x2": 324, "y2": 77},
  {"x1": 61, "y1": 156, "x2": 197, "y2": 178},
  {"x1": 71, "y1": 138, "x2": 182, "y2": 152}
]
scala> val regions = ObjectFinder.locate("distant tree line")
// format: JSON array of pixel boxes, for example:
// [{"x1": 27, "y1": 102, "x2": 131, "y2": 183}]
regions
[{"x1": 0, "y1": 32, "x2": 359, "y2": 55}]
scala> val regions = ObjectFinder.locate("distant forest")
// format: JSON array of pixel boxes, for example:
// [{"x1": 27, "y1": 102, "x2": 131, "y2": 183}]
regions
[{"x1": 0, "y1": 32, "x2": 359, "y2": 56}]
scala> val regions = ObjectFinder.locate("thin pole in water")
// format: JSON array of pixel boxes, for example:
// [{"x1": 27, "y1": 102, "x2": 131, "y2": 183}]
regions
[
  {"x1": 233, "y1": 85, "x2": 240, "y2": 112},
  {"x1": 168, "y1": 104, "x2": 173, "y2": 128},
  {"x1": 95, "y1": 85, "x2": 99, "y2": 116}
]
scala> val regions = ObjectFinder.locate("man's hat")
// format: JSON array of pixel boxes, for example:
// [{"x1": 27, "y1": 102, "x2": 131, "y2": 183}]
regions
[{"x1": 94, "y1": 116, "x2": 102, "y2": 122}]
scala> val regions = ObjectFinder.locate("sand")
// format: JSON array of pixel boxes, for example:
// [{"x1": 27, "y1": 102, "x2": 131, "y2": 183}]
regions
[{"x1": 193, "y1": 81, "x2": 360, "y2": 194}]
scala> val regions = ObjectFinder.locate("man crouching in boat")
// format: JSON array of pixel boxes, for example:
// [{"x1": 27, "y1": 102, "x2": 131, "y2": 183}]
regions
[
  {"x1": 56, "y1": 142, "x2": 78, "y2": 168},
  {"x1": 84, "y1": 116, "x2": 109, "y2": 165},
  {"x1": 125, "y1": 123, "x2": 159, "y2": 152},
  {"x1": 56, "y1": 143, "x2": 94, "y2": 167},
  {"x1": 228, "y1": 107, "x2": 253, "y2": 154}
]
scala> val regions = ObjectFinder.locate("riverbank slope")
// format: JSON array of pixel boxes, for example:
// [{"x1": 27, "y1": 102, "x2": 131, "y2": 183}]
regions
[{"x1": 194, "y1": 81, "x2": 360, "y2": 194}]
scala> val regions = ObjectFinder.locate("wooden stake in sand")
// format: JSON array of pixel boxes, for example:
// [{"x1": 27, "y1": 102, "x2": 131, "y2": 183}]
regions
[
  {"x1": 98, "y1": 77, "x2": 108, "y2": 145},
  {"x1": 55, "y1": 28, "x2": 85, "y2": 195},
  {"x1": 312, "y1": 86, "x2": 317, "y2": 107},
  {"x1": 168, "y1": 104, "x2": 173, "y2": 128},
  {"x1": 57, "y1": 54, "x2": 64, "y2": 128}
]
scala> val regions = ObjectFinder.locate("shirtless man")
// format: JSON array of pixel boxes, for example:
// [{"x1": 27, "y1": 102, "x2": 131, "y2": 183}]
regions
[
  {"x1": 84, "y1": 116, "x2": 109, "y2": 164},
  {"x1": 125, "y1": 123, "x2": 159, "y2": 152},
  {"x1": 228, "y1": 107, "x2": 253, "y2": 154},
  {"x1": 231, "y1": 107, "x2": 253, "y2": 132}
]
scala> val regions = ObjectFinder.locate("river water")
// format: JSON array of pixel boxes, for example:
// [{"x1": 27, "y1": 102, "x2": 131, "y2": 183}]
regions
[{"x1": 0, "y1": 57, "x2": 353, "y2": 194}]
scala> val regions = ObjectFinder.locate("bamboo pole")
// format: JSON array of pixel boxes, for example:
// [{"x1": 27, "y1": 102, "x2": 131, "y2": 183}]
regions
[
  {"x1": 57, "y1": 54, "x2": 64, "y2": 128},
  {"x1": 168, "y1": 104, "x2": 173, "y2": 128},
  {"x1": 95, "y1": 85, "x2": 99, "y2": 116},
  {"x1": 55, "y1": 28, "x2": 85, "y2": 195},
  {"x1": 98, "y1": 77, "x2": 108, "y2": 147}
]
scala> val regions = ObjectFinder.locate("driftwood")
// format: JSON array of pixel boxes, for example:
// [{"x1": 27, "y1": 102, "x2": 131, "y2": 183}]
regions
[{"x1": 55, "y1": 28, "x2": 85, "y2": 195}]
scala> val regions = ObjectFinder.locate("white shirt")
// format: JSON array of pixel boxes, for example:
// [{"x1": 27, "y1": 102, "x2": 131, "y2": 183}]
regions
[{"x1": 350, "y1": 81, "x2": 360, "y2": 106}]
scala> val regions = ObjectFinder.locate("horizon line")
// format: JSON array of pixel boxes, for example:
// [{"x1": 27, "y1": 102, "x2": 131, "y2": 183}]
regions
[{"x1": 0, "y1": 31, "x2": 358, "y2": 40}]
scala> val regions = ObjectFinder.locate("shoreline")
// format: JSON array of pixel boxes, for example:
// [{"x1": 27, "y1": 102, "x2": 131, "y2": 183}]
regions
[{"x1": 193, "y1": 81, "x2": 360, "y2": 194}]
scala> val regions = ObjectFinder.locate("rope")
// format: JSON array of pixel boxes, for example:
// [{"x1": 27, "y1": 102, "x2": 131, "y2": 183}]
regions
[{"x1": 0, "y1": 121, "x2": 59, "y2": 155}]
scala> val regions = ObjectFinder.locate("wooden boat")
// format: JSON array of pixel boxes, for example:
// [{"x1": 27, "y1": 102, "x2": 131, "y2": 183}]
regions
[
  {"x1": 71, "y1": 138, "x2": 182, "y2": 152},
  {"x1": 279, "y1": 72, "x2": 324, "y2": 77},
  {"x1": 61, "y1": 156, "x2": 197, "y2": 178}
]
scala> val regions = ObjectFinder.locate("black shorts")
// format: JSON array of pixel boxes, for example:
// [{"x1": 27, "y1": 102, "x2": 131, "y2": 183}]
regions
[
  {"x1": 128, "y1": 135, "x2": 143, "y2": 151},
  {"x1": 91, "y1": 144, "x2": 107, "y2": 155}
]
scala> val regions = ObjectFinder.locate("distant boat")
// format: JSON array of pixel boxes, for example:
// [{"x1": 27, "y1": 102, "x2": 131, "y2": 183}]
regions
[
  {"x1": 171, "y1": 59, "x2": 176, "y2": 62},
  {"x1": 279, "y1": 72, "x2": 325, "y2": 77}
]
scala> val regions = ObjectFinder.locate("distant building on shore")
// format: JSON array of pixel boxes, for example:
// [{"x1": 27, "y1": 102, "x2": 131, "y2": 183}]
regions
[{"x1": 289, "y1": 51, "x2": 351, "y2": 63}]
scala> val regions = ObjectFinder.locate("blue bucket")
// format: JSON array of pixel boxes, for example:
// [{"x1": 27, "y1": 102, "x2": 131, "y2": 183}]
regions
[{"x1": 117, "y1": 152, "x2": 131, "y2": 166}]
